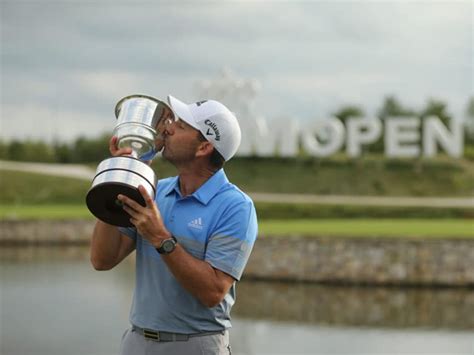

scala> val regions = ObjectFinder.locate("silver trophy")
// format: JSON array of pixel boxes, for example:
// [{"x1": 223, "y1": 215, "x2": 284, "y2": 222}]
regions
[{"x1": 86, "y1": 94, "x2": 174, "y2": 227}]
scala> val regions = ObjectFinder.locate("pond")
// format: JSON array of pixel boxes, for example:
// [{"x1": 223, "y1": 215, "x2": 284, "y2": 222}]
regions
[{"x1": 1, "y1": 246, "x2": 472, "y2": 355}]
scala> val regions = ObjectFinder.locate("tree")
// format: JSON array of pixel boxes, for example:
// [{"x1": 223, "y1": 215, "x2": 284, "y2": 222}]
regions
[
  {"x1": 53, "y1": 141, "x2": 73, "y2": 163},
  {"x1": 0, "y1": 140, "x2": 8, "y2": 160},
  {"x1": 6, "y1": 140, "x2": 55, "y2": 162},
  {"x1": 71, "y1": 134, "x2": 110, "y2": 163},
  {"x1": 377, "y1": 95, "x2": 417, "y2": 119},
  {"x1": 419, "y1": 98, "x2": 451, "y2": 125},
  {"x1": 465, "y1": 97, "x2": 474, "y2": 143},
  {"x1": 333, "y1": 105, "x2": 365, "y2": 124}
]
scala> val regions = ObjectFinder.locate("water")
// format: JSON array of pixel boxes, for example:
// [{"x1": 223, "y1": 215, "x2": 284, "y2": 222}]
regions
[{"x1": 1, "y1": 246, "x2": 473, "y2": 355}]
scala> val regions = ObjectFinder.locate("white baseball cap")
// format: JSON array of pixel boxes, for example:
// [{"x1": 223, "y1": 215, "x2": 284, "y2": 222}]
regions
[{"x1": 167, "y1": 95, "x2": 241, "y2": 161}]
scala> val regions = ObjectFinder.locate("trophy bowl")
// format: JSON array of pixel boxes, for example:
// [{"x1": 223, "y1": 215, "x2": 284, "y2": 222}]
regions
[{"x1": 86, "y1": 94, "x2": 174, "y2": 227}]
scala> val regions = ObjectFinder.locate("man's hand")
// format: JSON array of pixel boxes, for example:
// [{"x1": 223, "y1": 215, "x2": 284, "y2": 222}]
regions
[
  {"x1": 117, "y1": 185, "x2": 171, "y2": 247},
  {"x1": 109, "y1": 136, "x2": 132, "y2": 157}
]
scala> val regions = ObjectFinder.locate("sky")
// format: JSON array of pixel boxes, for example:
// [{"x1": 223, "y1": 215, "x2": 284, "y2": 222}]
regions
[{"x1": 1, "y1": 0, "x2": 472, "y2": 142}]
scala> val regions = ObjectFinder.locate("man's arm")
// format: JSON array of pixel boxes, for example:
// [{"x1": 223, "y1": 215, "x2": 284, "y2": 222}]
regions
[
  {"x1": 118, "y1": 185, "x2": 235, "y2": 307},
  {"x1": 90, "y1": 220, "x2": 136, "y2": 271},
  {"x1": 161, "y1": 246, "x2": 235, "y2": 308}
]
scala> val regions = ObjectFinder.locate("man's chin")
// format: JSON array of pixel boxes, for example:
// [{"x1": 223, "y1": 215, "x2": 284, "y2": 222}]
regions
[{"x1": 161, "y1": 148, "x2": 171, "y2": 162}]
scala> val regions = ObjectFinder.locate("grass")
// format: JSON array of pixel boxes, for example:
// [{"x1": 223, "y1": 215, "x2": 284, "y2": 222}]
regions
[
  {"x1": 0, "y1": 170, "x2": 90, "y2": 204},
  {"x1": 1, "y1": 158, "x2": 471, "y2": 241},
  {"x1": 222, "y1": 156, "x2": 474, "y2": 196},
  {"x1": 1, "y1": 205, "x2": 472, "y2": 238},
  {"x1": 255, "y1": 202, "x2": 474, "y2": 219},
  {"x1": 258, "y1": 219, "x2": 474, "y2": 238},
  {"x1": 134, "y1": 155, "x2": 473, "y2": 196},
  {"x1": 0, "y1": 204, "x2": 93, "y2": 220},
  {"x1": 2, "y1": 156, "x2": 474, "y2": 203}
]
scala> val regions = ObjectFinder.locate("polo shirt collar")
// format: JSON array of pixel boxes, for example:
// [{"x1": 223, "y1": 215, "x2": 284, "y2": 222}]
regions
[
  {"x1": 164, "y1": 169, "x2": 229, "y2": 205},
  {"x1": 164, "y1": 176, "x2": 180, "y2": 197}
]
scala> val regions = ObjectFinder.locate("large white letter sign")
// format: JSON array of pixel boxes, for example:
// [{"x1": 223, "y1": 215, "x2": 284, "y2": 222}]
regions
[
  {"x1": 302, "y1": 118, "x2": 345, "y2": 157},
  {"x1": 423, "y1": 116, "x2": 464, "y2": 158},
  {"x1": 238, "y1": 115, "x2": 299, "y2": 157},
  {"x1": 346, "y1": 118, "x2": 382, "y2": 157},
  {"x1": 238, "y1": 114, "x2": 269, "y2": 155},
  {"x1": 196, "y1": 71, "x2": 465, "y2": 158},
  {"x1": 385, "y1": 117, "x2": 420, "y2": 158},
  {"x1": 273, "y1": 117, "x2": 300, "y2": 157}
]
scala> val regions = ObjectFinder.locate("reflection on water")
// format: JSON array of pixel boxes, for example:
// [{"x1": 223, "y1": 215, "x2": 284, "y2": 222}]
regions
[
  {"x1": 1, "y1": 246, "x2": 473, "y2": 355},
  {"x1": 234, "y1": 281, "x2": 474, "y2": 330}
]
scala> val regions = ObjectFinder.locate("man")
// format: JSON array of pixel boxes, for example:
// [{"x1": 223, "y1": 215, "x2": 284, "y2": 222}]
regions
[{"x1": 90, "y1": 95, "x2": 258, "y2": 355}]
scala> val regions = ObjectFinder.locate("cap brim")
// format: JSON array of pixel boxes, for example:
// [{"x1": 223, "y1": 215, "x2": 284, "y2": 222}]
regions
[{"x1": 167, "y1": 95, "x2": 199, "y2": 130}]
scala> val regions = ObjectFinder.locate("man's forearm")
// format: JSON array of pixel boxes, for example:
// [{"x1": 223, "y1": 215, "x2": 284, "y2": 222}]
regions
[
  {"x1": 162, "y1": 245, "x2": 233, "y2": 308},
  {"x1": 90, "y1": 220, "x2": 126, "y2": 270}
]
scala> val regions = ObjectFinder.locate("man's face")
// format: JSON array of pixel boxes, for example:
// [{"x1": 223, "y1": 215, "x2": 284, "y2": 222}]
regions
[
  {"x1": 161, "y1": 118, "x2": 202, "y2": 165},
  {"x1": 153, "y1": 106, "x2": 175, "y2": 152}
]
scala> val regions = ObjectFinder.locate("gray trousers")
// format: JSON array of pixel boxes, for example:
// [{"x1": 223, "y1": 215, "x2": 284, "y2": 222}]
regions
[{"x1": 119, "y1": 327, "x2": 232, "y2": 355}]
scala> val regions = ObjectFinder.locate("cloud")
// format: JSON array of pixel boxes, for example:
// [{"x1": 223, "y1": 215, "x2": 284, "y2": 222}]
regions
[
  {"x1": 0, "y1": 103, "x2": 110, "y2": 142},
  {"x1": 72, "y1": 71, "x2": 146, "y2": 102},
  {"x1": 1, "y1": 0, "x2": 472, "y2": 141}
]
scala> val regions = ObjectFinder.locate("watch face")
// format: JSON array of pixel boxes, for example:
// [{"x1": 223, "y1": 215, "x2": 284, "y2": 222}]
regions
[{"x1": 162, "y1": 240, "x2": 175, "y2": 253}]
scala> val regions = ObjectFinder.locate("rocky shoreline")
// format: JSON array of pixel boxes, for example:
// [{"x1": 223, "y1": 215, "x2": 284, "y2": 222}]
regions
[{"x1": 1, "y1": 220, "x2": 473, "y2": 287}]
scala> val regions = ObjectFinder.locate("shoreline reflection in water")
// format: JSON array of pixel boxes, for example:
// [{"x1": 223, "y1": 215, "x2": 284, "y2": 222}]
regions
[{"x1": 1, "y1": 246, "x2": 473, "y2": 355}]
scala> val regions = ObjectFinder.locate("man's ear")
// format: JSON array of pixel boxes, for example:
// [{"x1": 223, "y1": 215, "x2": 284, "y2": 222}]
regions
[{"x1": 195, "y1": 140, "x2": 214, "y2": 158}]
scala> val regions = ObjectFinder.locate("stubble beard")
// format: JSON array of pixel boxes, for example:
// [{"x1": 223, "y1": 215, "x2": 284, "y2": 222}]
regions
[{"x1": 162, "y1": 145, "x2": 196, "y2": 168}]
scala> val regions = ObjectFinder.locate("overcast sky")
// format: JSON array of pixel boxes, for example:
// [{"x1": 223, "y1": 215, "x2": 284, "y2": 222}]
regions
[{"x1": 1, "y1": 0, "x2": 472, "y2": 142}]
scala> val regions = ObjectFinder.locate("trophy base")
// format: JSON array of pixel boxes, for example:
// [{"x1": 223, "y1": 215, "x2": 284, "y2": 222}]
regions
[
  {"x1": 86, "y1": 157, "x2": 157, "y2": 227},
  {"x1": 86, "y1": 182, "x2": 145, "y2": 227}
]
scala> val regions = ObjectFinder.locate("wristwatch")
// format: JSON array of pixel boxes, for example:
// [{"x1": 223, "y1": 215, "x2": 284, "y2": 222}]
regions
[{"x1": 156, "y1": 236, "x2": 178, "y2": 255}]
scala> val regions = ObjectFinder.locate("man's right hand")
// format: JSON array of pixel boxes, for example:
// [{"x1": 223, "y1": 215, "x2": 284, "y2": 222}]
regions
[{"x1": 109, "y1": 136, "x2": 133, "y2": 157}]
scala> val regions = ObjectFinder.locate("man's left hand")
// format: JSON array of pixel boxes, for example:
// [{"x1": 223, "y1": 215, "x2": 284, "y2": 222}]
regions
[{"x1": 117, "y1": 185, "x2": 171, "y2": 247}]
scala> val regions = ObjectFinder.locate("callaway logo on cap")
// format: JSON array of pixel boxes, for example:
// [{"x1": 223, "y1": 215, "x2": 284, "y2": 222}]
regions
[{"x1": 167, "y1": 95, "x2": 242, "y2": 161}]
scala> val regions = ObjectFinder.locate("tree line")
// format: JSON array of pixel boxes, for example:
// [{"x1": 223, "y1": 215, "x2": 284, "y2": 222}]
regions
[
  {"x1": 1, "y1": 96, "x2": 473, "y2": 163},
  {"x1": 0, "y1": 134, "x2": 111, "y2": 163}
]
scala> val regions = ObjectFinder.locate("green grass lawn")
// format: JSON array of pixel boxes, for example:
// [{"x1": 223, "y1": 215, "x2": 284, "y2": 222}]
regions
[
  {"x1": 259, "y1": 219, "x2": 473, "y2": 238},
  {"x1": 1, "y1": 204, "x2": 472, "y2": 238},
  {"x1": 2, "y1": 170, "x2": 473, "y2": 219},
  {"x1": 0, "y1": 204, "x2": 93, "y2": 220},
  {"x1": 3, "y1": 156, "x2": 474, "y2": 199},
  {"x1": 0, "y1": 170, "x2": 90, "y2": 204}
]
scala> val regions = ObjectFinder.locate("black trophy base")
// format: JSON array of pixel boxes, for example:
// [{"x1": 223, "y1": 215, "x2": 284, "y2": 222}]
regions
[{"x1": 86, "y1": 182, "x2": 146, "y2": 227}]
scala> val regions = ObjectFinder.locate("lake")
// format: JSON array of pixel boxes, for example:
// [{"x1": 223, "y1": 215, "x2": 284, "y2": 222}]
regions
[{"x1": 1, "y1": 246, "x2": 473, "y2": 355}]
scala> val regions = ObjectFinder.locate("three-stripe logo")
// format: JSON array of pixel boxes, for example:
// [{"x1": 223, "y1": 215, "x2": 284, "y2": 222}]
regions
[{"x1": 188, "y1": 217, "x2": 203, "y2": 230}]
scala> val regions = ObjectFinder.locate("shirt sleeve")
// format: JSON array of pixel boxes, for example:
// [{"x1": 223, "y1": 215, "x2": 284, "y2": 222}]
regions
[
  {"x1": 205, "y1": 198, "x2": 258, "y2": 281},
  {"x1": 118, "y1": 226, "x2": 137, "y2": 241}
]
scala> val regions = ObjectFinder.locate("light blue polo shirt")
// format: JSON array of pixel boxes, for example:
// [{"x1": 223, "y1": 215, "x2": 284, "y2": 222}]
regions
[{"x1": 118, "y1": 169, "x2": 258, "y2": 333}]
